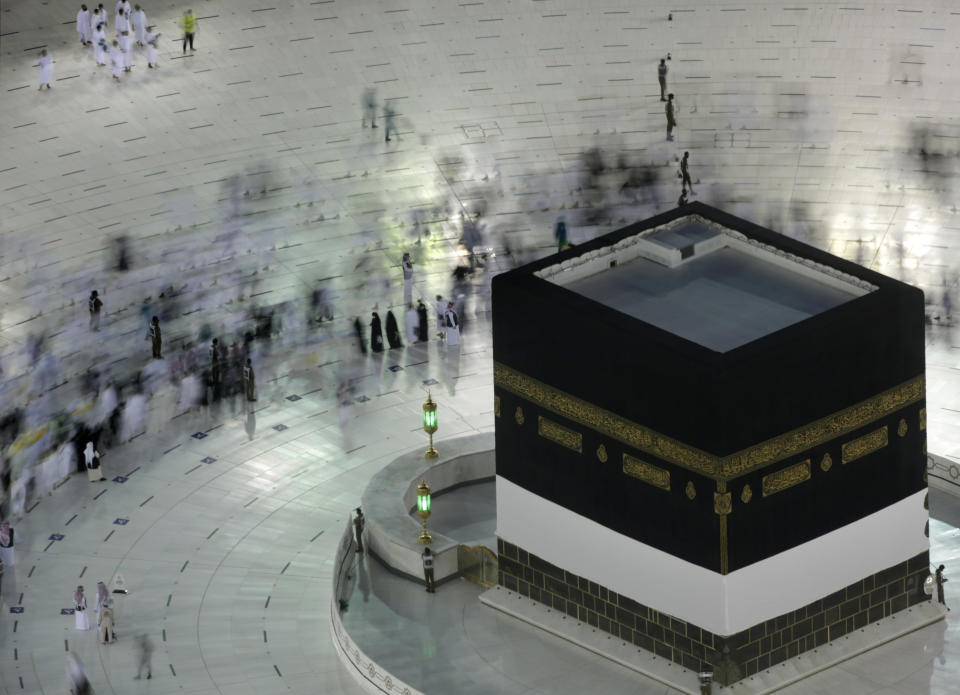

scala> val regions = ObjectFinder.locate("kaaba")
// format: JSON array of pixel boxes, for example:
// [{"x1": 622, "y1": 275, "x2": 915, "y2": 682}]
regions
[{"x1": 492, "y1": 202, "x2": 929, "y2": 684}]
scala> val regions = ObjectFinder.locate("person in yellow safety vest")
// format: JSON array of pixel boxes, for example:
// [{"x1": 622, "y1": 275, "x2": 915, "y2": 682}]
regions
[{"x1": 180, "y1": 9, "x2": 196, "y2": 54}]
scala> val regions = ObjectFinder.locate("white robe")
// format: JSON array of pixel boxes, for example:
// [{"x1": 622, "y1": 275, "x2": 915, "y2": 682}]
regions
[
  {"x1": 0, "y1": 529, "x2": 14, "y2": 567},
  {"x1": 444, "y1": 310, "x2": 460, "y2": 346},
  {"x1": 132, "y1": 9, "x2": 146, "y2": 42},
  {"x1": 109, "y1": 46, "x2": 122, "y2": 77},
  {"x1": 75, "y1": 596, "x2": 90, "y2": 630},
  {"x1": 145, "y1": 33, "x2": 158, "y2": 65},
  {"x1": 405, "y1": 308, "x2": 418, "y2": 343},
  {"x1": 77, "y1": 10, "x2": 91, "y2": 42},
  {"x1": 121, "y1": 393, "x2": 147, "y2": 440},
  {"x1": 93, "y1": 33, "x2": 107, "y2": 64},
  {"x1": 120, "y1": 34, "x2": 132, "y2": 68},
  {"x1": 38, "y1": 54, "x2": 53, "y2": 86}
]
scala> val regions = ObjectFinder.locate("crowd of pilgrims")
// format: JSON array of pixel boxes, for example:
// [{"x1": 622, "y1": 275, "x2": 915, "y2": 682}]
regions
[
  {"x1": 0, "y1": 242, "x2": 485, "y2": 526},
  {"x1": 73, "y1": 2, "x2": 162, "y2": 82}
]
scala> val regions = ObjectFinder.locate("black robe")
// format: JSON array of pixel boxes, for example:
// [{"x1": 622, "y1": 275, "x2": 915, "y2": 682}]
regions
[
  {"x1": 416, "y1": 302, "x2": 428, "y2": 342},
  {"x1": 353, "y1": 317, "x2": 367, "y2": 355},
  {"x1": 385, "y1": 310, "x2": 403, "y2": 348},
  {"x1": 370, "y1": 313, "x2": 384, "y2": 353}
]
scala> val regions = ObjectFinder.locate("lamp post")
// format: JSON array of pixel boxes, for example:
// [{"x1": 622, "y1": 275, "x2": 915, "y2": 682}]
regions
[
  {"x1": 416, "y1": 479, "x2": 432, "y2": 545},
  {"x1": 422, "y1": 391, "x2": 438, "y2": 459}
]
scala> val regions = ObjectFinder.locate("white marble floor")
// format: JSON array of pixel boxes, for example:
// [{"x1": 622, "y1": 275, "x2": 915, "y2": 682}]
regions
[{"x1": 2, "y1": 1, "x2": 960, "y2": 694}]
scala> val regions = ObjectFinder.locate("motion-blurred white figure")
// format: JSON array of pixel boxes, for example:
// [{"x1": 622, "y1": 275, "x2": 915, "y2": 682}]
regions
[{"x1": 37, "y1": 50, "x2": 53, "y2": 90}]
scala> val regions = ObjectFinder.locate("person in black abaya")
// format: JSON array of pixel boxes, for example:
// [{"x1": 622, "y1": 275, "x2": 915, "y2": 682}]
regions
[
  {"x1": 385, "y1": 310, "x2": 403, "y2": 349},
  {"x1": 416, "y1": 300, "x2": 428, "y2": 342},
  {"x1": 353, "y1": 317, "x2": 367, "y2": 355},
  {"x1": 370, "y1": 312, "x2": 384, "y2": 353}
]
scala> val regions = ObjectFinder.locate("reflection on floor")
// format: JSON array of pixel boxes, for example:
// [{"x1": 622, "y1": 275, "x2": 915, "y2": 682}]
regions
[{"x1": 344, "y1": 490, "x2": 960, "y2": 695}]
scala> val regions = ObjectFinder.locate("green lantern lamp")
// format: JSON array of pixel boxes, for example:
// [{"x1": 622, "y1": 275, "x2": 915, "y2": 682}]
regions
[
  {"x1": 422, "y1": 391, "x2": 438, "y2": 459},
  {"x1": 416, "y1": 478, "x2": 432, "y2": 545}
]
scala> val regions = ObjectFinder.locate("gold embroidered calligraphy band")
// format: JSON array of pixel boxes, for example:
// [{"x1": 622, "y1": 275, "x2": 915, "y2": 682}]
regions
[
  {"x1": 538, "y1": 416, "x2": 583, "y2": 453},
  {"x1": 762, "y1": 460, "x2": 811, "y2": 497},
  {"x1": 622, "y1": 454, "x2": 671, "y2": 491},
  {"x1": 494, "y1": 362, "x2": 923, "y2": 481},
  {"x1": 841, "y1": 426, "x2": 888, "y2": 465}
]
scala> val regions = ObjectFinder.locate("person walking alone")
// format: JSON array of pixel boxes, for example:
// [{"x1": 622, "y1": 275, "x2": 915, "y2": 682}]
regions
[
  {"x1": 353, "y1": 507, "x2": 365, "y2": 553},
  {"x1": 88, "y1": 291, "x2": 103, "y2": 331},
  {"x1": 37, "y1": 50, "x2": 53, "y2": 90},
  {"x1": 243, "y1": 358, "x2": 256, "y2": 402},
  {"x1": 401, "y1": 252, "x2": 414, "y2": 306},
  {"x1": 149, "y1": 316, "x2": 162, "y2": 359},
  {"x1": 680, "y1": 151, "x2": 694, "y2": 194},
  {"x1": 658, "y1": 59, "x2": 668, "y2": 101},
  {"x1": 180, "y1": 9, "x2": 196, "y2": 54},
  {"x1": 665, "y1": 93, "x2": 676, "y2": 141},
  {"x1": 134, "y1": 634, "x2": 153, "y2": 680}
]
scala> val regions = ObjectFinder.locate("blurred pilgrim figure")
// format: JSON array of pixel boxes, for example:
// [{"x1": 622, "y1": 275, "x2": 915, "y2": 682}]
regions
[
  {"x1": 0, "y1": 521, "x2": 14, "y2": 567},
  {"x1": 109, "y1": 40, "x2": 123, "y2": 81},
  {"x1": 134, "y1": 634, "x2": 153, "y2": 680},
  {"x1": 416, "y1": 300, "x2": 428, "y2": 342},
  {"x1": 405, "y1": 303, "x2": 418, "y2": 343},
  {"x1": 444, "y1": 302, "x2": 460, "y2": 346},
  {"x1": 145, "y1": 26, "x2": 160, "y2": 68},
  {"x1": 385, "y1": 310, "x2": 403, "y2": 349},
  {"x1": 66, "y1": 652, "x2": 91, "y2": 695},
  {"x1": 243, "y1": 358, "x2": 256, "y2": 402},
  {"x1": 37, "y1": 50, "x2": 53, "y2": 90},
  {"x1": 370, "y1": 312, "x2": 384, "y2": 353},
  {"x1": 120, "y1": 30, "x2": 133, "y2": 71},
  {"x1": 401, "y1": 252, "x2": 414, "y2": 305},
  {"x1": 93, "y1": 25, "x2": 107, "y2": 65},
  {"x1": 362, "y1": 88, "x2": 378, "y2": 128}
]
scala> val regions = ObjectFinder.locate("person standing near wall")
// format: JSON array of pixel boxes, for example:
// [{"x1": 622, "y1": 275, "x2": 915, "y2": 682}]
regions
[
  {"x1": 353, "y1": 508, "x2": 365, "y2": 553},
  {"x1": 422, "y1": 547, "x2": 435, "y2": 593},
  {"x1": 936, "y1": 564, "x2": 949, "y2": 609}
]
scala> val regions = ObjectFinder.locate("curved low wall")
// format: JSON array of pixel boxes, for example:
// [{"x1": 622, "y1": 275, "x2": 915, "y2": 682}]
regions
[
  {"x1": 361, "y1": 432, "x2": 495, "y2": 584},
  {"x1": 329, "y1": 516, "x2": 424, "y2": 695}
]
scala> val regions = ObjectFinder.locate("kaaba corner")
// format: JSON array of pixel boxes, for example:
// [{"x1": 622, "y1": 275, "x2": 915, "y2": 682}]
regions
[{"x1": 491, "y1": 202, "x2": 929, "y2": 684}]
